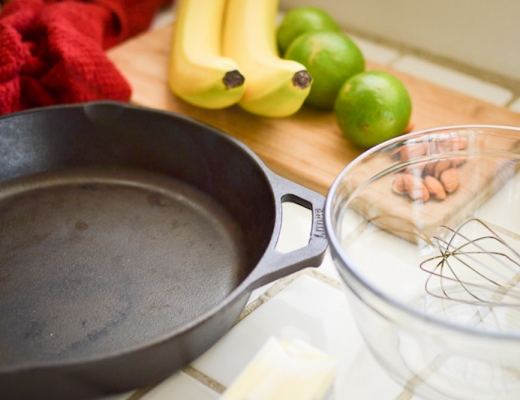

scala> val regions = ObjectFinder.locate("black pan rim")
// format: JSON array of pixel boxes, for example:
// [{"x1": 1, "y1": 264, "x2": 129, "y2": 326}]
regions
[{"x1": 0, "y1": 101, "x2": 283, "y2": 373}]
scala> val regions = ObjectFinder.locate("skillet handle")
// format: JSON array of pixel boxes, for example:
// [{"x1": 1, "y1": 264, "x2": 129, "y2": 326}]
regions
[{"x1": 241, "y1": 174, "x2": 329, "y2": 291}]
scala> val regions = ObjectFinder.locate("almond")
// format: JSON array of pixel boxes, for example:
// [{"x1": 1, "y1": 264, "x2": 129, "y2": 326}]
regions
[
  {"x1": 401, "y1": 173, "x2": 430, "y2": 202},
  {"x1": 398, "y1": 143, "x2": 428, "y2": 162},
  {"x1": 424, "y1": 175, "x2": 446, "y2": 200},
  {"x1": 451, "y1": 157, "x2": 466, "y2": 167},
  {"x1": 392, "y1": 174, "x2": 407, "y2": 195},
  {"x1": 423, "y1": 161, "x2": 437, "y2": 177},
  {"x1": 405, "y1": 162, "x2": 426, "y2": 177},
  {"x1": 438, "y1": 136, "x2": 468, "y2": 151},
  {"x1": 440, "y1": 168, "x2": 459, "y2": 192},
  {"x1": 451, "y1": 136, "x2": 468, "y2": 150},
  {"x1": 434, "y1": 159, "x2": 452, "y2": 178}
]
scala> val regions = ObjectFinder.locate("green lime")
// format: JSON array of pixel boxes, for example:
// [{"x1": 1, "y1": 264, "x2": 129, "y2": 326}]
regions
[
  {"x1": 276, "y1": 6, "x2": 340, "y2": 56},
  {"x1": 284, "y1": 31, "x2": 365, "y2": 110},
  {"x1": 334, "y1": 71, "x2": 412, "y2": 148}
]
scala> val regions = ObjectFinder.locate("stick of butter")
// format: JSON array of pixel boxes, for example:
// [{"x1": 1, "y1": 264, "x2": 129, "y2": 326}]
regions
[{"x1": 221, "y1": 337, "x2": 336, "y2": 400}]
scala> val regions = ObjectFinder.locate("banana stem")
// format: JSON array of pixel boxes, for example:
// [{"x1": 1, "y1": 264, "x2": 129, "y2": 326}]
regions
[
  {"x1": 223, "y1": 70, "x2": 245, "y2": 89},
  {"x1": 293, "y1": 71, "x2": 312, "y2": 89}
]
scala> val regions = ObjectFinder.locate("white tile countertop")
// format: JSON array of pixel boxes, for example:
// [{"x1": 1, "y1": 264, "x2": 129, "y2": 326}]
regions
[{"x1": 94, "y1": 6, "x2": 520, "y2": 400}]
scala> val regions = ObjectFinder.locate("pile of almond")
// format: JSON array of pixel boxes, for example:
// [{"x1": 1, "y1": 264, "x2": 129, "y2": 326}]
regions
[{"x1": 391, "y1": 136, "x2": 467, "y2": 202}]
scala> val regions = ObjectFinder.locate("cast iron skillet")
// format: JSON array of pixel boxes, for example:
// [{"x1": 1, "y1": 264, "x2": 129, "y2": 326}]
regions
[{"x1": 0, "y1": 101, "x2": 328, "y2": 399}]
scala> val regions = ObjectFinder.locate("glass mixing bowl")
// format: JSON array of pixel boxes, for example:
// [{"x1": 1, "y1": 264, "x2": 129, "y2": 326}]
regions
[{"x1": 325, "y1": 125, "x2": 520, "y2": 399}]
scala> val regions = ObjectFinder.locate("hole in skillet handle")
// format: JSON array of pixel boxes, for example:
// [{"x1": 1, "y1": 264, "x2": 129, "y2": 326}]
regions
[
  {"x1": 276, "y1": 202, "x2": 313, "y2": 254},
  {"x1": 241, "y1": 175, "x2": 329, "y2": 292}
]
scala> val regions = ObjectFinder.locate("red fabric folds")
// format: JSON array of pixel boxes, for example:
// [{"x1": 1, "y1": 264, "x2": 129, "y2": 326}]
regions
[{"x1": 0, "y1": 0, "x2": 171, "y2": 114}]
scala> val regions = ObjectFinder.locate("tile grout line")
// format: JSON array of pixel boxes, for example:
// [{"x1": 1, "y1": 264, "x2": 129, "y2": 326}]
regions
[
  {"x1": 345, "y1": 28, "x2": 520, "y2": 110},
  {"x1": 182, "y1": 365, "x2": 227, "y2": 395},
  {"x1": 125, "y1": 270, "x2": 311, "y2": 399},
  {"x1": 182, "y1": 268, "x2": 346, "y2": 392},
  {"x1": 237, "y1": 265, "x2": 346, "y2": 324},
  {"x1": 125, "y1": 385, "x2": 158, "y2": 400},
  {"x1": 306, "y1": 267, "x2": 344, "y2": 291},
  {"x1": 394, "y1": 388, "x2": 415, "y2": 400},
  {"x1": 151, "y1": 272, "x2": 310, "y2": 397},
  {"x1": 126, "y1": 267, "x2": 345, "y2": 399},
  {"x1": 505, "y1": 96, "x2": 520, "y2": 110},
  {"x1": 235, "y1": 268, "x2": 312, "y2": 323},
  {"x1": 342, "y1": 25, "x2": 520, "y2": 97}
]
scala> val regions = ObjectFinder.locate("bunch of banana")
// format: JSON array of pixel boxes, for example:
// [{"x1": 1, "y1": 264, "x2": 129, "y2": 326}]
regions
[
  {"x1": 223, "y1": 0, "x2": 312, "y2": 117},
  {"x1": 168, "y1": 0, "x2": 245, "y2": 109},
  {"x1": 169, "y1": 0, "x2": 312, "y2": 117}
]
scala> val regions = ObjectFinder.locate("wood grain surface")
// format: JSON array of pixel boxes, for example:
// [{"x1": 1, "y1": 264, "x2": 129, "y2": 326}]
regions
[{"x1": 107, "y1": 24, "x2": 520, "y2": 195}]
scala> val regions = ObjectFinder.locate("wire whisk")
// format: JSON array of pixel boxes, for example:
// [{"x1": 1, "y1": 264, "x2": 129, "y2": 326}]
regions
[{"x1": 420, "y1": 218, "x2": 520, "y2": 307}]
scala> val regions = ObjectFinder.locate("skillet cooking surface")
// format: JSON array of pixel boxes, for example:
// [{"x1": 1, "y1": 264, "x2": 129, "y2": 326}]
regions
[{"x1": 0, "y1": 166, "x2": 247, "y2": 365}]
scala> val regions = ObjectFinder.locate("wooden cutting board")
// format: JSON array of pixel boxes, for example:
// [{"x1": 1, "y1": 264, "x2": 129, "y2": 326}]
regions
[{"x1": 107, "y1": 23, "x2": 520, "y2": 196}]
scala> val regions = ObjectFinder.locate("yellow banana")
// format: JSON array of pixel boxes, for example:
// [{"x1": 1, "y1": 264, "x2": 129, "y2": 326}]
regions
[
  {"x1": 169, "y1": 0, "x2": 246, "y2": 109},
  {"x1": 223, "y1": 0, "x2": 312, "y2": 118}
]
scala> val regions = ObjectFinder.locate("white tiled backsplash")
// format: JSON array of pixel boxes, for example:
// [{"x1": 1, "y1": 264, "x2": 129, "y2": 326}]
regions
[{"x1": 280, "y1": 0, "x2": 520, "y2": 86}]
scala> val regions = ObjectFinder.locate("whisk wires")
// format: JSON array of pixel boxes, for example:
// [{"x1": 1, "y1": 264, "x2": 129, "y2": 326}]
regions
[{"x1": 419, "y1": 218, "x2": 520, "y2": 307}]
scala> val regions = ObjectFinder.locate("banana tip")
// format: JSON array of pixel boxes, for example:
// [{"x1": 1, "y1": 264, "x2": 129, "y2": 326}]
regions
[
  {"x1": 223, "y1": 70, "x2": 245, "y2": 89},
  {"x1": 293, "y1": 71, "x2": 312, "y2": 89}
]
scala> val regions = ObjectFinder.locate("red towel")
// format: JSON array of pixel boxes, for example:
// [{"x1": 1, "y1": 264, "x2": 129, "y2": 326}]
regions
[{"x1": 0, "y1": 0, "x2": 172, "y2": 114}]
